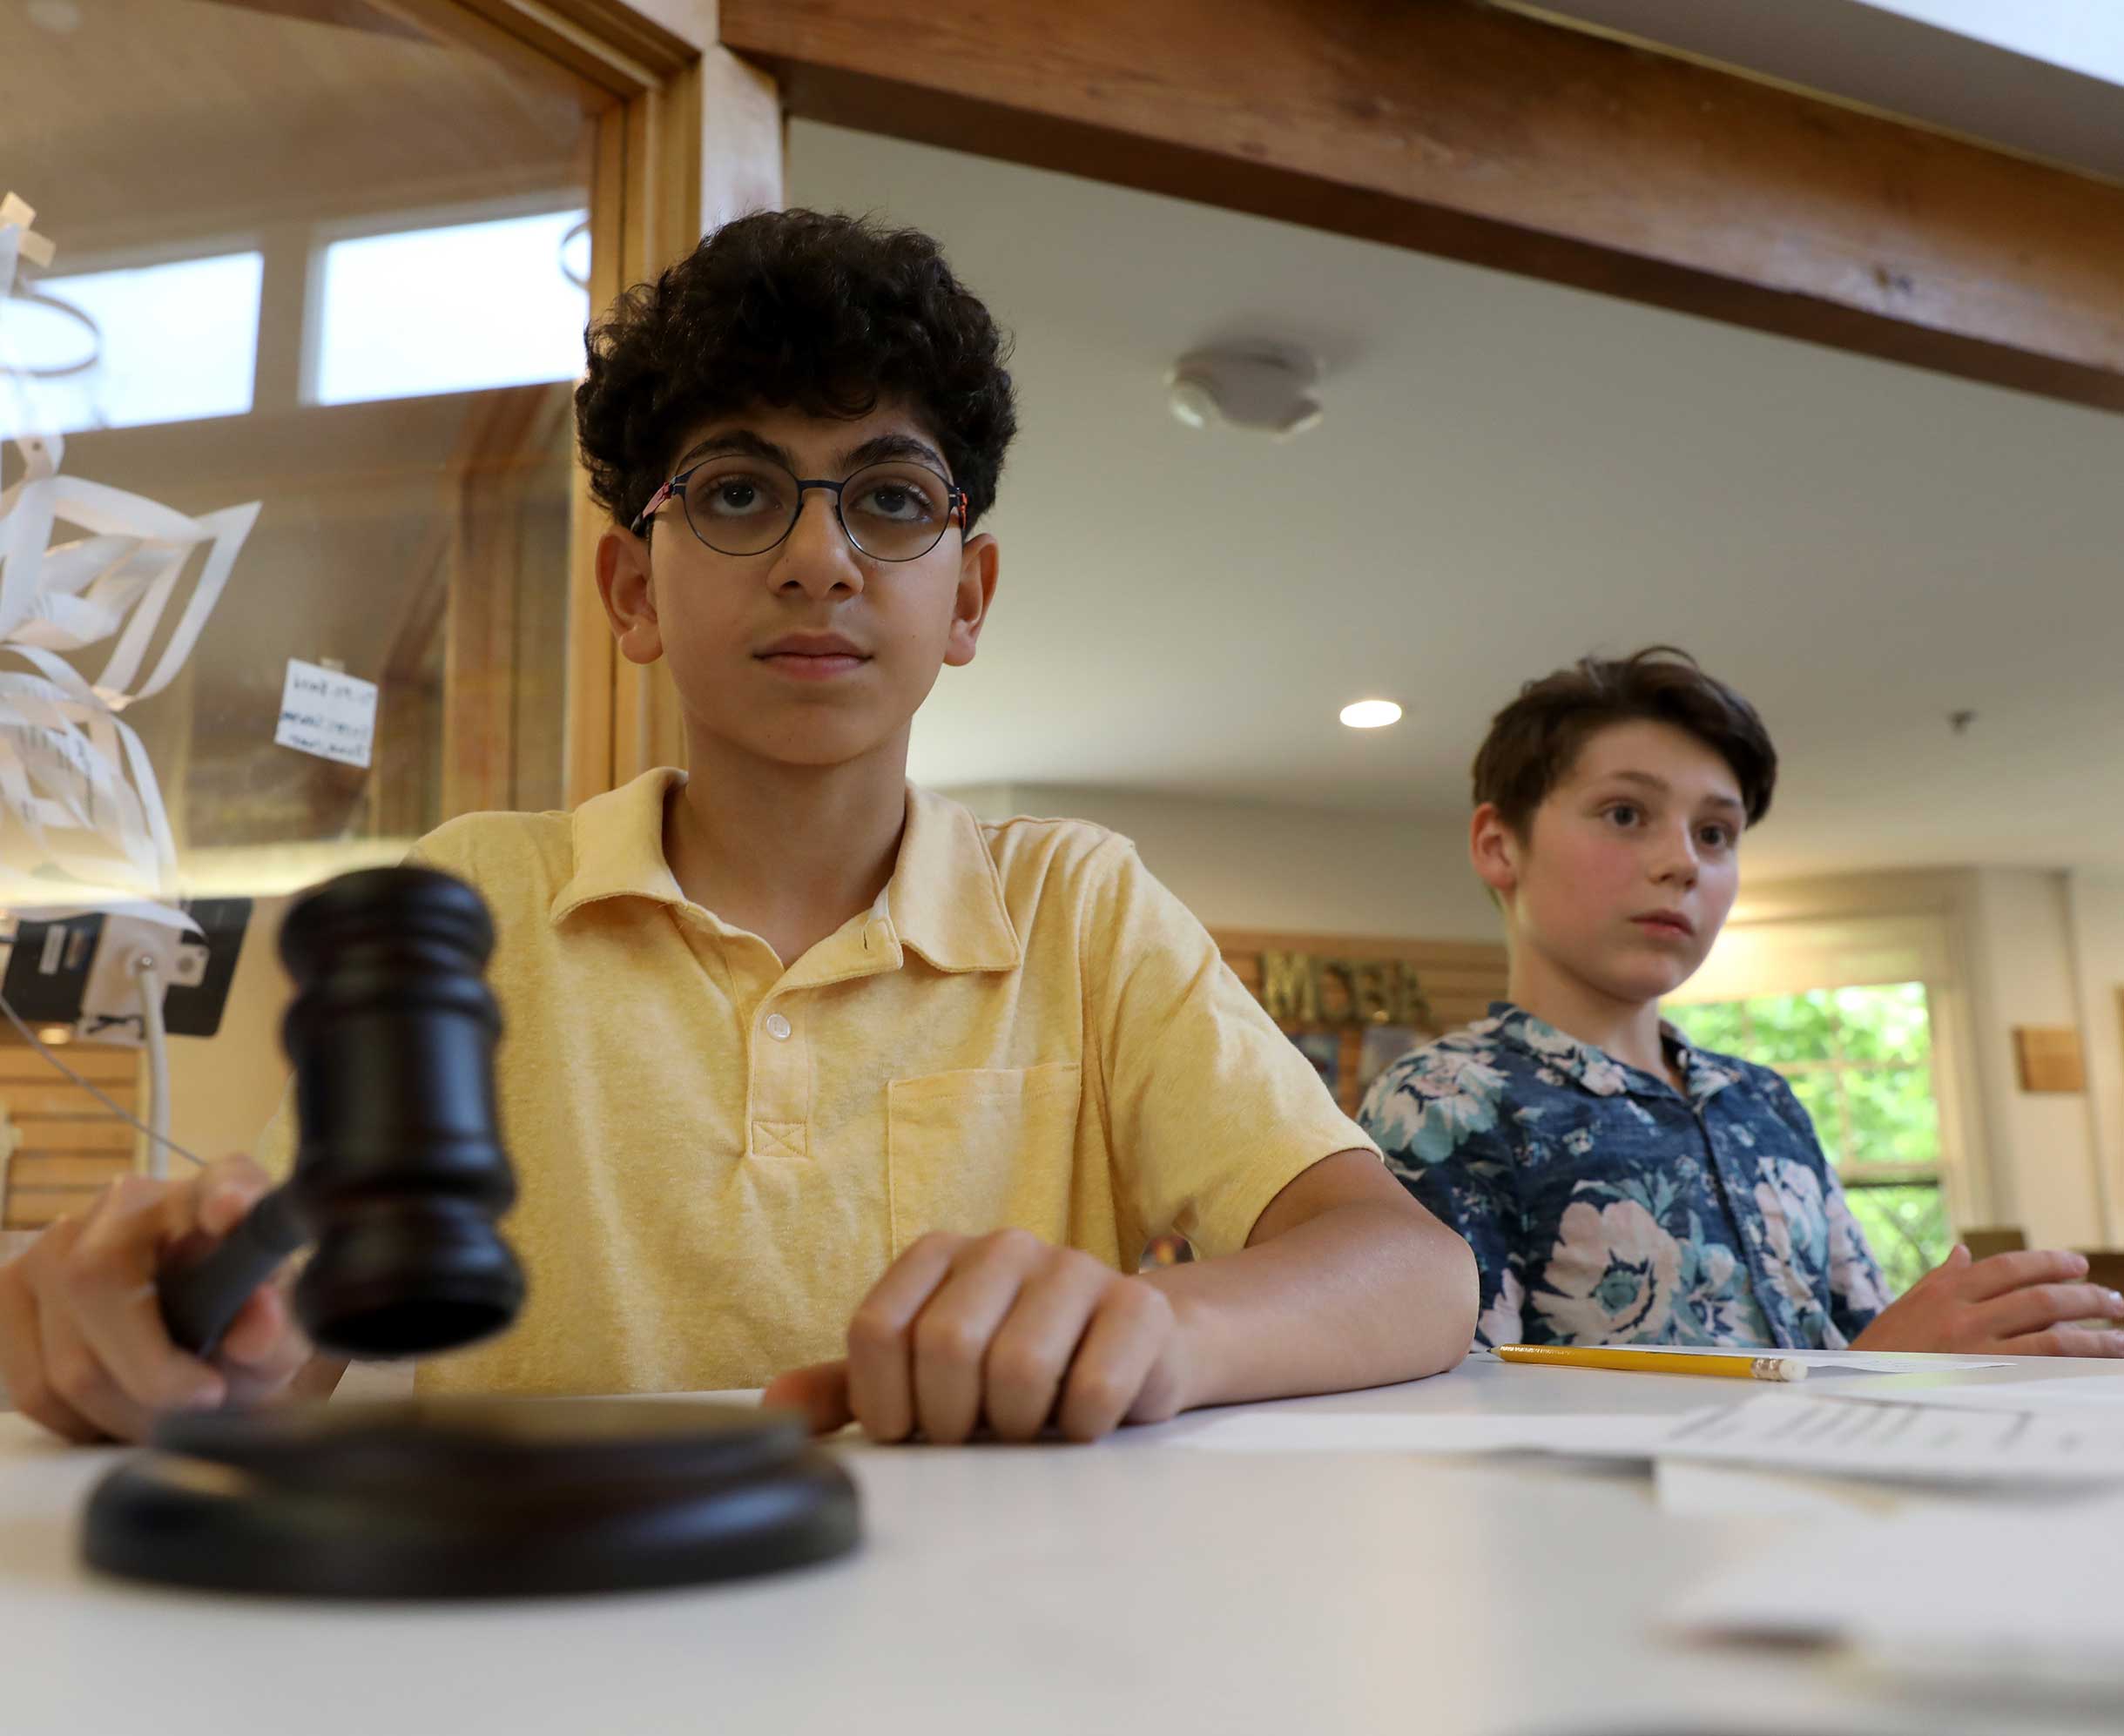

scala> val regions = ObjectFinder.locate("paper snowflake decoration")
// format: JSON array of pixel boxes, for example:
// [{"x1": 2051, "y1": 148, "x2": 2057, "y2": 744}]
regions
[{"x1": 0, "y1": 193, "x2": 258, "y2": 907}]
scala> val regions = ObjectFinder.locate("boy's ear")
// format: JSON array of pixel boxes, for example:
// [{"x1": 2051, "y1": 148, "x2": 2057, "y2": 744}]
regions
[
  {"x1": 941, "y1": 531, "x2": 1000, "y2": 669},
  {"x1": 1470, "y1": 803, "x2": 1523, "y2": 901},
  {"x1": 597, "y1": 527, "x2": 664, "y2": 667}
]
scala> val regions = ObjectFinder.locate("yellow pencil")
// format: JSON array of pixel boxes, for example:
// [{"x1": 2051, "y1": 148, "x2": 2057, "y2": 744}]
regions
[{"x1": 1494, "y1": 1344, "x2": 1809, "y2": 1383}]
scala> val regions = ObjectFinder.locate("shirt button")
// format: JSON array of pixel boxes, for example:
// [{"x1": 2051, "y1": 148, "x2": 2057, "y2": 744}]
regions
[{"x1": 765, "y1": 1013, "x2": 792, "y2": 1041}]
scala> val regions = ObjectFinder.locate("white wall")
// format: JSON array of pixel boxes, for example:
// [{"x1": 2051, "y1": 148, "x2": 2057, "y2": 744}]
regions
[
  {"x1": 1965, "y1": 869, "x2": 2108, "y2": 1248},
  {"x1": 944, "y1": 784, "x2": 1500, "y2": 942},
  {"x1": 2066, "y1": 871, "x2": 2124, "y2": 1245}
]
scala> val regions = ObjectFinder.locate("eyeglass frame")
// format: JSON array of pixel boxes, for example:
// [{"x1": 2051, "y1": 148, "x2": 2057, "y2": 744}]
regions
[{"x1": 630, "y1": 456, "x2": 970, "y2": 562}]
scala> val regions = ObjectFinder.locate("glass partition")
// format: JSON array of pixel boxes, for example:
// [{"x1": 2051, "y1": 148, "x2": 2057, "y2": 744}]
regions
[{"x1": 1, "y1": 0, "x2": 597, "y2": 1228}]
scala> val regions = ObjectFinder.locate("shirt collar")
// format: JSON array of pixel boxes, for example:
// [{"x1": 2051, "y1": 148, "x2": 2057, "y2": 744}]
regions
[
  {"x1": 885, "y1": 784, "x2": 1022, "y2": 972},
  {"x1": 1485, "y1": 1001, "x2": 1742, "y2": 1105},
  {"x1": 550, "y1": 766, "x2": 689, "y2": 923},
  {"x1": 549, "y1": 770, "x2": 1022, "y2": 973}
]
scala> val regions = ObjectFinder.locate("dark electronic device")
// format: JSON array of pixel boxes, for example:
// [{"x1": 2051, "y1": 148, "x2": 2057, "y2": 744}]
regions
[
  {"x1": 160, "y1": 897, "x2": 253, "y2": 1037},
  {"x1": 0, "y1": 910, "x2": 105, "y2": 1024},
  {"x1": 82, "y1": 866, "x2": 860, "y2": 1598},
  {"x1": 2, "y1": 895, "x2": 251, "y2": 1039}
]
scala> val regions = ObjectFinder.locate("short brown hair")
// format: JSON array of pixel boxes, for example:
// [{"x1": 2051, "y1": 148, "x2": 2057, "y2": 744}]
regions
[{"x1": 1472, "y1": 646, "x2": 1777, "y2": 835}]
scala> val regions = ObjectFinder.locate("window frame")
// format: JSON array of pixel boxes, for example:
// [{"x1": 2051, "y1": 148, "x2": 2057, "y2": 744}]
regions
[
  {"x1": 1682, "y1": 983, "x2": 1951, "y2": 1188},
  {"x1": 1669, "y1": 885, "x2": 1994, "y2": 1232}
]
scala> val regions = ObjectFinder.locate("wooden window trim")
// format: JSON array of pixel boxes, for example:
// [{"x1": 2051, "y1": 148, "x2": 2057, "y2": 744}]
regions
[{"x1": 341, "y1": 0, "x2": 786, "y2": 804}]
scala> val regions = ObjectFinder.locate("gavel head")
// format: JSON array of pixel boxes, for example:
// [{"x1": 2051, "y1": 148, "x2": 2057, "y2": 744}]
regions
[{"x1": 278, "y1": 865, "x2": 524, "y2": 1359}]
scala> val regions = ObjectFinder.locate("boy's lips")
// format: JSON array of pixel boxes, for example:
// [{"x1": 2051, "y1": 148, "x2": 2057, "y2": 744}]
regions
[
  {"x1": 756, "y1": 633, "x2": 870, "y2": 681},
  {"x1": 1630, "y1": 912, "x2": 1696, "y2": 940}
]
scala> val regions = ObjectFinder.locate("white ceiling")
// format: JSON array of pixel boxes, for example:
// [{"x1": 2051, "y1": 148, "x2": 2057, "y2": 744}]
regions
[
  {"x1": 1508, "y1": 0, "x2": 2124, "y2": 183},
  {"x1": 787, "y1": 119, "x2": 2124, "y2": 883}
]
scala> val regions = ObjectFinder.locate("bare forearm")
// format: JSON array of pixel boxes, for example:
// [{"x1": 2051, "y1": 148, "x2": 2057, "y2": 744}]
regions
[{"x1": 1143, "y1": 1199, "x2": 1478, "y2": 1411}]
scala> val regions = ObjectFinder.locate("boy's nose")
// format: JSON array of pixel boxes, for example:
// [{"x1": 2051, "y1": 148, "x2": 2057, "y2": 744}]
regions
[
  {"x1": 1651, "y1": 829, "x2": 1701, "y2": 886},
  {"x1": 769, "y1": 495, "x2": 866, "y2": 598}
]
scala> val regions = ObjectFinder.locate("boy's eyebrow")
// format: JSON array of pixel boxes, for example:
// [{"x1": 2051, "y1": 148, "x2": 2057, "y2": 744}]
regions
[
  {"x1": 674, "y1": 429, "x2": 798, "y2": 473},
  {"x1": 1605, "y1": 769, "x2": 1745, "y2": 814},
  {"x1": 671, "y1": 429, "x2": 952, "y2": 479},
  {"x1": 835, "y1": 432, "x2": 951, "y2": 475}
]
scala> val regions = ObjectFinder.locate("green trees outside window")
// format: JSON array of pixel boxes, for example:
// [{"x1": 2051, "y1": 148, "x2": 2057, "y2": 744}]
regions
[{"x1": 1673, "y1": 984, "x2": 1949, "y2": 1296}]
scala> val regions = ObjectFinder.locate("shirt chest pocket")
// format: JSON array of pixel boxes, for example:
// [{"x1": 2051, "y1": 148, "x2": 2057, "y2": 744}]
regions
[{"x1": 886, "y1": 1063, "x2": 1083, "y2": 1257}]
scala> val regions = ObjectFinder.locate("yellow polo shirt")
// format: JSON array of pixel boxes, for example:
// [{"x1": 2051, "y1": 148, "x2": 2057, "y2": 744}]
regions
[{"x1": 265, "y1": 770, "x2": 1375, "y2": 1396}]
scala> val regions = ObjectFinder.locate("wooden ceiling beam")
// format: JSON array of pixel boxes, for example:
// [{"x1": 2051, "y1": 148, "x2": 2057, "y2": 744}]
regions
[{"x1": 720, "y1": 0, "x2": 2124, "y2": 412}]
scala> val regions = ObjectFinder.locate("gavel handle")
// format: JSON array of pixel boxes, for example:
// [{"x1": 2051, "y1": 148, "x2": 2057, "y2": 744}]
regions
[{"x1": 159, "y1": 1185, "x2": 307, "y2": 1360}]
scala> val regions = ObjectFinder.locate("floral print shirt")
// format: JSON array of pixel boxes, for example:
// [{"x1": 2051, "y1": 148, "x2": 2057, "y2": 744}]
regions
[{"x1": 1359, "y1": 1003, "x2": 1891, "y2": 1350}]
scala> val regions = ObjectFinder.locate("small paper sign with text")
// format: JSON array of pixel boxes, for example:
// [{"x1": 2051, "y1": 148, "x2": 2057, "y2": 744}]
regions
[{"x1": 275, "y1": 659, "x2": 377, "y2": 769}]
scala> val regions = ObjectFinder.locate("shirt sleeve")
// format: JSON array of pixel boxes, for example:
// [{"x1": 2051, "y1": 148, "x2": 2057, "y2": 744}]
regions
[
  {"x1": 1080, "y1": 838, "x2": 1378, "y2": 1262},
  {"x1": 1820, "y1": 1165, "x2": 1892, "y2": 1339},
  {"x1": 1359, "y1": 1056, "x2": 1523, "y2": 1349}
]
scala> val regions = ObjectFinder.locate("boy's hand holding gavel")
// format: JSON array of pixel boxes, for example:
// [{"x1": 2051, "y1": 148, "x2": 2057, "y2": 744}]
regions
[
  {"x1": 0, "y1": 1155, "x2": 314, "y2": 1443},
  {"x1": 2, "y1": 866, "x2": 512, "y2": 1446}
]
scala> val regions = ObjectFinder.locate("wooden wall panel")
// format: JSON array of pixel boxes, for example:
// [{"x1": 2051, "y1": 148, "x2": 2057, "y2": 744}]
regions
[
  {"x1": 1214, "y1": 930, "x2": 1507, "y2": 1118},
  {"x1": 0, "y1": 1045, "x2": 141, "y2": 1231}
]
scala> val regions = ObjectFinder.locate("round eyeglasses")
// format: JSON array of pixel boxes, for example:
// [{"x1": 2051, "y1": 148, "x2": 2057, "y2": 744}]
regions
[{"x1": 632, "y1": 456, "x2": 969, "y2": 562}]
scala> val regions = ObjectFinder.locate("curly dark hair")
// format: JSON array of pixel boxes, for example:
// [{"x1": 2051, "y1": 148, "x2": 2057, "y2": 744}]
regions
[
  {"x1": 575, "y1": 209, "x2": 1018, "y2": 535},
  {"x1": 1473, "y1": 646, "x2": 1777, "y2": 834}
]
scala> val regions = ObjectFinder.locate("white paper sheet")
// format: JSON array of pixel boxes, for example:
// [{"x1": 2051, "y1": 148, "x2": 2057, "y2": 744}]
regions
[
  {"x1": 1169, "y1": 1410, "x2": 1679, "y2": 1456},
  {"x1": 1585, "y1": 1342, "x2": 2009, "y2": 1374},
  {"x1": 1177, "y1": 1391, "x2": 2124, "y2": 1487},
  {"x1": 1674, "y1": 1490, "x2": 2124, "y2": 1696},
  {"x1": 274, "y1": 659, "x2": 377, "y2": 768},
  {"x1": 1657, "y1": 1393, "x2": 2124, "y2": 1484},
  {"x1": 1804, "y1": 1375, "x2": 2124, "y2": 1412}
]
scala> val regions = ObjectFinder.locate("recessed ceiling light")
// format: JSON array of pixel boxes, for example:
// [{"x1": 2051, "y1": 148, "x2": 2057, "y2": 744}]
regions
[
  {"x1": 1340, "y1": 699, "x2": 1402, "y2": 730},
  {"x1": 37, "y1": 1025, "x2": 72, "y2": 1046}
]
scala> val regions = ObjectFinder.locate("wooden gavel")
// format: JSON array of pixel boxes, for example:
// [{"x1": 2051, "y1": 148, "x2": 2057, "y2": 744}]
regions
[
  {"x1": 158, "y1": 865, "x2": 525, "y2": 1362},
  {"x1": 94, "y1": 865, "x2": 859, "y2": 1602}
]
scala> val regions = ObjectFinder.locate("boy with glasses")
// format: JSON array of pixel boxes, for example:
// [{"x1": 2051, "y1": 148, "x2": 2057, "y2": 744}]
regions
[{"x1": 2, "y1": 210, "x2": 1477, "y2": 1445}]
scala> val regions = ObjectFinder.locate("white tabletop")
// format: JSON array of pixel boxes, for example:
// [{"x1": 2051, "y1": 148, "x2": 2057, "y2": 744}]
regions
[{"x1": 1, "y1": 1355, "x2": 2118, "y2": 1736}]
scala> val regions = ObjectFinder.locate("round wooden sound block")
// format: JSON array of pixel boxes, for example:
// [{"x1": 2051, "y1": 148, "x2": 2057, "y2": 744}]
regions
[{"x1": 83, "y1": 1397, "x2": 860, "y2": 1598}]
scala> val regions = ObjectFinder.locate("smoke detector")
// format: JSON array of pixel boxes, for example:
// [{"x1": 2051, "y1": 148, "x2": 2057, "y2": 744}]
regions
[{"x1": 1166, "y1": 345, "x2": 1322, "y2": 438}]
